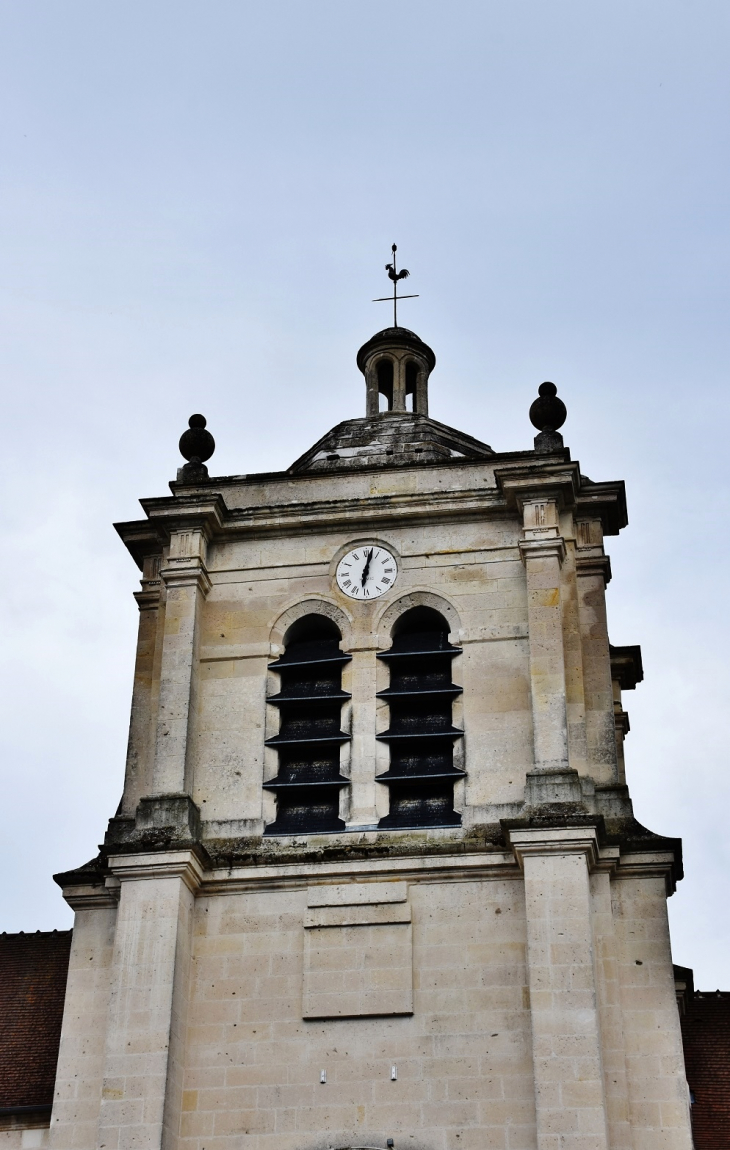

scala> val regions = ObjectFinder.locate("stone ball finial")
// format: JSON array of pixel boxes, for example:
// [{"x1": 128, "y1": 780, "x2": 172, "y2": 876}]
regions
[
  {"x1": 179, "y1": 414, "x2": 215, "y2": 463},
  {"x1": 529, "y1": 382, "x2": 567, "y2": 452},
  {"x1": 177, "y1": 414, "x2": 215, "y2": 482}
]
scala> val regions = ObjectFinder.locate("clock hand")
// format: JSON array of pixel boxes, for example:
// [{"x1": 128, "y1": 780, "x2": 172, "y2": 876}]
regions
[{"x1": 361, "y1": 548, "x2": 373, "y2": 587}]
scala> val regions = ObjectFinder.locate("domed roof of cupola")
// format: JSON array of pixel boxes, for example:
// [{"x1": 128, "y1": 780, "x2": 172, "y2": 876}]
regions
[
  {"x1": 288, "y1": 412, "x2": 494, "y2": 474},
  {"x1": 288, "y1": 326, "x2": 492, "y2": 475},
  {"x1": 356, "y1": 327, "x2": 436, "y2": 372}
]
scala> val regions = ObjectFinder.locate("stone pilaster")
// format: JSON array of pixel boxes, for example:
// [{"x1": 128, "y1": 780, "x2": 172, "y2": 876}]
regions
[
  {"x1": 589, "y1": 858, "x2": 633, "y2": 1150},
  {"x1": 118, "y1": 555, "x2": 164, "y2": 817},
  {"x1": 97, "y1": 851, "x2": 203, "y2": 1150},
  {"x1": 612, "y1": 855, "x2": 693, "y2": 1148},
  {"x1": 519, "y1": 503, "x2": 569, "y2": 772},
  {"x1": 153, "y1": 529, "x2": 211, "y2": 796},
  {"x1": 560, "y1": 538, "x2": 589, "y2": 774},
  {"x1": 576, "y1": 518, "x2": 619, "y2": 784},
  {"x1": 509, "y1": 826, "x2": 610, "y2": 1150},
  {"x1": 49, "y1": 884, "x2": 118, "y2": 1150},
  {"x1": 610, "y1": 645, "x2": 643, "y2": 788},
  {"x1": 497, "y1": 465, "x2": 581, "y2": 777},
  {"x1": 346, "y1": 644, "x2": 379, "y2": 827}
]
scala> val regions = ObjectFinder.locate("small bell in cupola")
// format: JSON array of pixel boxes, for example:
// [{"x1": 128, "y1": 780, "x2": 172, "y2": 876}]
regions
[{"x1": 177, "y1": 414, "x2": 215, "y2": 482}]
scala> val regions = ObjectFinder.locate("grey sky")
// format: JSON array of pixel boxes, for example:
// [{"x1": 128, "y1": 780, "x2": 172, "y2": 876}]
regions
[{"x1": 1, "y1": 1, "x2": 729, "y2": 987}]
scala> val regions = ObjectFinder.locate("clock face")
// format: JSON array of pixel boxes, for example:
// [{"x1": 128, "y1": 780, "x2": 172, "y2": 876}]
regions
[{"x1": 335, "y1": 545, "x2": 398, "y2": 600}]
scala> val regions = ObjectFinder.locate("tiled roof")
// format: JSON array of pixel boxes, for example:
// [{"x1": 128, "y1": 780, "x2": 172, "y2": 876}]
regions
[
  {"x1": 0, "y1": 930, "x2": 72, "y2": 1111},
  {"x1": 681, "y1": 989, "x2": 730, "y2": 1149}
]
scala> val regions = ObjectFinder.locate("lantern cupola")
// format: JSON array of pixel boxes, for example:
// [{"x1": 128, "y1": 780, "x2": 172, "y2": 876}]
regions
[{"x1": 357, "y1": 326, "x2": 436, "y2": 417}]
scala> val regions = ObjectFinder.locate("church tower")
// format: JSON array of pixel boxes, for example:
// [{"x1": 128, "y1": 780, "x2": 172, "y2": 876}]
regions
[{"x1": 49, "y1": 318, "x2": 693, "y2": 1150}]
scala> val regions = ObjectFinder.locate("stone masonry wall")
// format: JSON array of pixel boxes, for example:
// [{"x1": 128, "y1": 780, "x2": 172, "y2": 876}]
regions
[{"x1": 181, "y1": 875, "x2": 534, "y2": 1150}]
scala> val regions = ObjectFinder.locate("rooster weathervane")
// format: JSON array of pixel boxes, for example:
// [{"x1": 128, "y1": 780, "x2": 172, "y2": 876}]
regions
[{"x1": 373, "y1": 244, "x2": 419, "y2": 327}]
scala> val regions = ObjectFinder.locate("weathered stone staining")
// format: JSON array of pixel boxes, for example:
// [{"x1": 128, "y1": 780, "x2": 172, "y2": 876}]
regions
[{"x1": 43, "y1": 326, "x2": 692, "y2": 1150}]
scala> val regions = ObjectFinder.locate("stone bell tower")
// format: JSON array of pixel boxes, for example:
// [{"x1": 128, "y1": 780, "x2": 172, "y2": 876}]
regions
[{"x1": 48, "y1": 322, "x2": 693, "y2": 1150}]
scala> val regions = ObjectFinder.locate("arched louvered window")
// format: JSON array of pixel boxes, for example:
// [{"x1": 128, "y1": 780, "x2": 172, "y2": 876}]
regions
[
  {"x1": 264, "y1": 615, "x2": 350, "y2": 834},
  {"x1": 376, "y1": 607, "x2": 464, "y2": 829}
]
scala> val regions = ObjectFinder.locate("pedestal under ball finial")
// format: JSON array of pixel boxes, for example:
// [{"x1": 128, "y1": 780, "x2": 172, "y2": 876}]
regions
[
  {"x1": 177, "y1": 414, "x2": 215, "y2": 482},
  {"x1": 529, "y1": 382, "x2": 567, "y2": 452}
]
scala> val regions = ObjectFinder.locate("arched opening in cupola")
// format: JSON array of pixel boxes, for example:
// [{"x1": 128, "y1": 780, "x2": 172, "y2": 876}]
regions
[
  {"x1": 405, "y1": 360, "x2": 419, "y2": 412},
  {"x1": 377, "y1": 358, "x2": 394, "y2": 411}
]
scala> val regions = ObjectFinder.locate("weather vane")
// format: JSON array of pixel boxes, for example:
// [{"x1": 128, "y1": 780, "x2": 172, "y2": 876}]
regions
[{"x1": 373, "y1": 244, "x2": 419, "y2": 327}]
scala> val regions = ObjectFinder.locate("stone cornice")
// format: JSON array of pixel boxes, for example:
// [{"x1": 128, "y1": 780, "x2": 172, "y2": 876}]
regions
[
  {"x1": 116, "y1": 486, "x2": 514, "y2": 559},
  {"x1": 139, "y1": 493, "x2": 228, "y2": 540},
  {"x1": 223, "y1": 487, "x2": 508, "y2": 534},
  {"x1": 495, "y1": 461, "x2": 581, "y2": 514},
  {"x1": 173, "y1": 447, "x2": 558, "y2": 492},
  {"x1": 107, "y1": 848, "x2": 206, "y2": 893},
  {"x1": 615, "y1": 850, "x2": 679, "y2": 895},
  {"x1": 116, "y1": 459, "x2": 627, "y2": 562},
  {"x1": 60, "y1": 881, "x2": 119, "y2": 911},
  {"x1": 114, "y1": 496, "x2": 228, "y2": 568},
  {"x1": 114, "y1": 521, "x2": 164, "y2": 571},
  {"x1": 502, "y1": 815, "x2": 682, "y2": 892},
  {"x1": 575, "y1": 479, "x2": 628, "y2": 536},
  {"x1": 495, "y1": 465, "x2": 628, "y2": 537},
  {"x1": 199, "y1": 849, "x2": 520, "y2": 896},
  {"x1": 117, "y1": 449, "x2": 627, "y2": 571},
  {"x1": 59, "y1": 836, "x2": 680, "y2": 901}
]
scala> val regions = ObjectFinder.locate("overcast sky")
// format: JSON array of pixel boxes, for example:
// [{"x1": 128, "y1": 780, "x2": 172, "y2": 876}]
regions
[{"x1": 1, "y1": 1, "x2": 729, "y2": 987}]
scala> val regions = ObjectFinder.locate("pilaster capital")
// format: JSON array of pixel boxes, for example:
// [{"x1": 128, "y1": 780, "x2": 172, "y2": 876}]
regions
[
  {"x1": 610, "y1": 644, "x2": 644, "y2": 690},
  {"x1": 106, "y1": 848, "x2": 205, "y2": 893},
  {"x1": 575, "y1": 551, "x2": 612, "y2": 585},
  {"x1": 518, "y1": 536, "x2": 566, "y2": 566},
  {"x1": 134, "y1": 586, "x2": 162, "y2": 610},
  {"x1": 132, "y1": 555, "x2": 164, "y2": 609},
  {"x1": 160, "y1": 559, "x2": 212, "y2": 596},
  {"x1": 506, "y1": 825, "x2": 600, "y2": 870}
]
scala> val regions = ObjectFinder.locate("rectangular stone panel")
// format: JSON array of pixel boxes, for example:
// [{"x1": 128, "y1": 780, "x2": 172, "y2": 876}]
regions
[{"x1": 302, "y1": 888, "x2": 412, "y2": 1019}]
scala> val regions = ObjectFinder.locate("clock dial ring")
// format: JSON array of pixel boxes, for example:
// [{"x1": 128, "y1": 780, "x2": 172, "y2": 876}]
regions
[{"x1": 335, "y1": 545, "x2": 398, "y2": 600}]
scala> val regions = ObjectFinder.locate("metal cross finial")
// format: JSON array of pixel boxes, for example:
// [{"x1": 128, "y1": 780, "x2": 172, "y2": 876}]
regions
[{"x1": 372, "y1": 243, "x2": 419, "y2": 327}]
